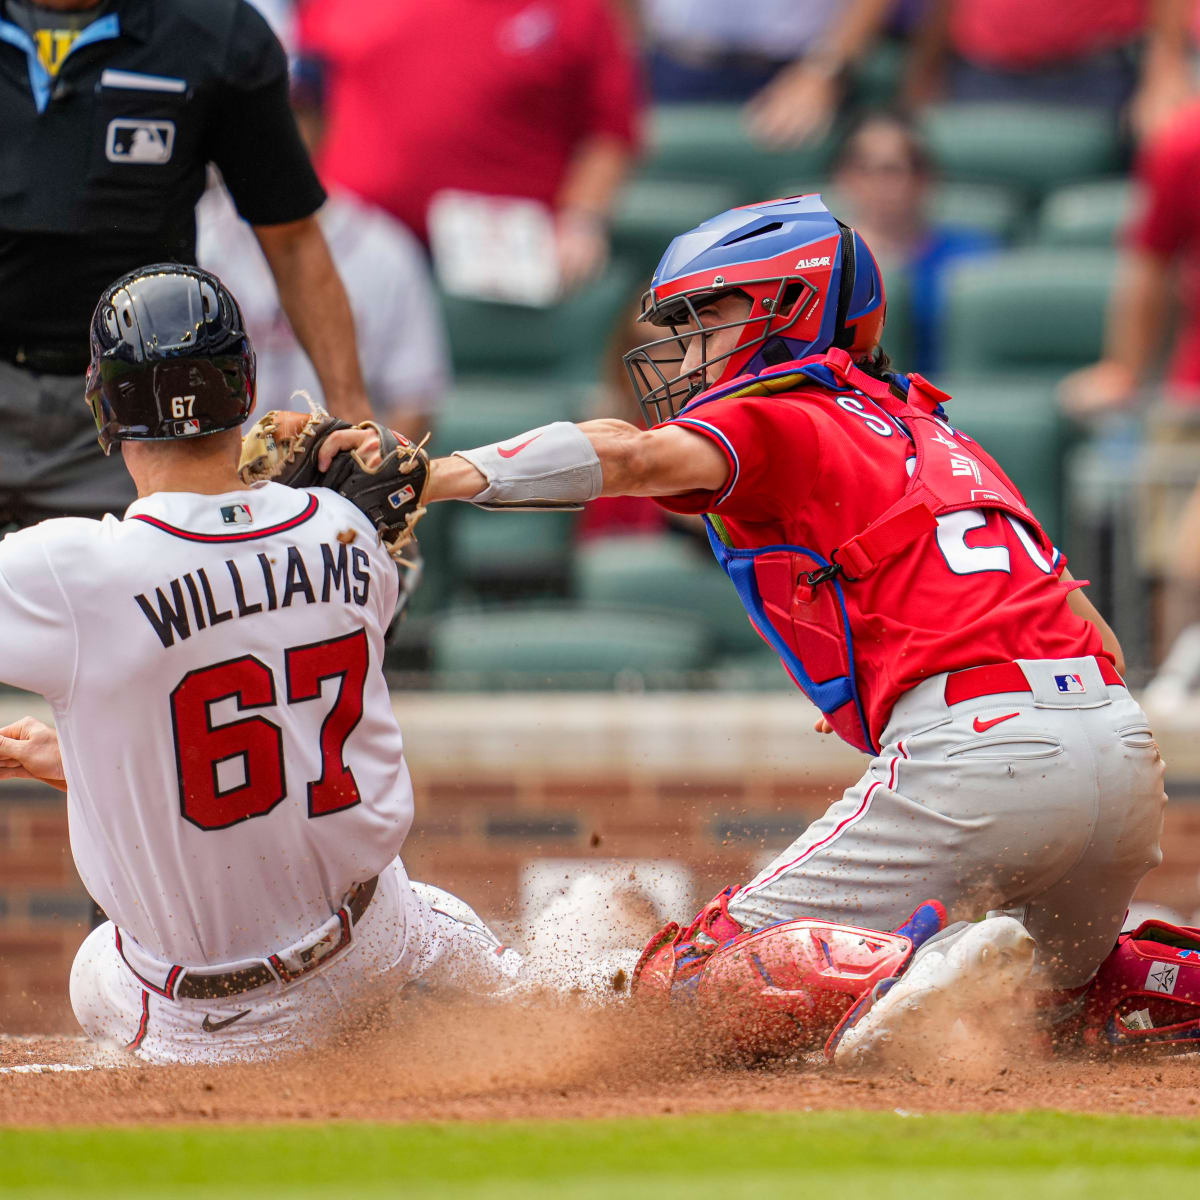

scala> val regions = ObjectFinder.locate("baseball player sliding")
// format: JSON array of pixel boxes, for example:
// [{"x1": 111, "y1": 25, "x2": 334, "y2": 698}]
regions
[
  {"x1": 0, "y1": 264, "x2": 520, "y2": 1064},
  {"x1": 380, "y1": 194, "x2": 1171, "y2": 1061}
]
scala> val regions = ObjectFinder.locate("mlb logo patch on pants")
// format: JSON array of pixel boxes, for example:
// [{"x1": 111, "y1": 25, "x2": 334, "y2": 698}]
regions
[{"x1": 1055, "y1": 673, "x2": 1086, "y2": 694}]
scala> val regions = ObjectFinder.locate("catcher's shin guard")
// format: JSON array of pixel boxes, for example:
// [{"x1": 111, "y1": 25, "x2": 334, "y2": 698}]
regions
[
  {"x1": 633, "y1": 891, "x2": 947, "y2": 1061},
  {"x1": 631, "y1": 887, "x2": 743, "y2": 1005},
  {"x1": 1081, "y1": 919, "x2": 1200, "y2": 1050}
]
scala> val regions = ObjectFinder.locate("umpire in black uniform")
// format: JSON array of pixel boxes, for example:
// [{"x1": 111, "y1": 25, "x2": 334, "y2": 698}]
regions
[{"x1": 0, "y1": 0, "x2": 373, "y2": 525}]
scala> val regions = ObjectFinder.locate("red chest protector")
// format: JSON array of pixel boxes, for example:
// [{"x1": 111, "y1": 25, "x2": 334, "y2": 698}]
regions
[{"x1": 691, "y1": 348, "x2": 1056, "y2": 753}]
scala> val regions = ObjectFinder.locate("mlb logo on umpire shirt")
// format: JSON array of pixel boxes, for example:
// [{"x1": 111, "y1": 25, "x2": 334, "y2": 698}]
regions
[
  {"x1": 1055, "y1": 674, "x2": 1086, "y2": 694},
  {"x1": 106, "y1": 119, "x2": 176, "y2": 165},
  {"x1": 220, "y1": 504, "x2": 253, "y2": 527}
]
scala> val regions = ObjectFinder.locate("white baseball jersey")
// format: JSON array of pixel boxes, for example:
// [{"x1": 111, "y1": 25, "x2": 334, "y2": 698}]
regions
[{"x1": 0, "y1": 481, "x2": 411, "y2": 967}]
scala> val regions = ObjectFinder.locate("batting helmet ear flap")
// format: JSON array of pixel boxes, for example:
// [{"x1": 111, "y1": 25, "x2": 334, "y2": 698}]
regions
[{"x1": 831, "y1": 220, "x2": 858, "y2": 351}]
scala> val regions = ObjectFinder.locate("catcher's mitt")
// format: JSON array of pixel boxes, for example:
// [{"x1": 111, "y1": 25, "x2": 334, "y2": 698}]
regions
[{"x1": 239, "y1": 410, "x2": 430, "y2": 559}]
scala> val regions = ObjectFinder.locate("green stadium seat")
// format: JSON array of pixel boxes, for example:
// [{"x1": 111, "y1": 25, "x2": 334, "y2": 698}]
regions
[
  {"x1": 941, "y1": 248, "x2": 1116, "y2": 375},
  {"x1": 450, "y1": 508, "x2": 576, "y2": 594},
  {"x1": 1035, "y1": 178, "x2": 1133, "y2": 248},
  {"x1": 920, "y1": 105, "x2": 1121, "y2": 197},
  {"x1": 930, "y1": 181, "x2": 1026, "y2": 242},
  {"x1": 611, "y1": 178, "x2": 742, "y2": 276},
  {"x1": 429, "y1": 380, "x2": 589, "y2": 459},
  {"x1": 438, "y1": 263, "x2": 636, "y2": 381},
  {"x1": 430, "y1": 604, "x2": 710, "y2": 690},
  {"x1": 938, "y1": 374, "x2": 1072, "y2": 541},
  {"x1": 641, "y1": 104, "x2": 835, "y2": 197},
  {"x1": 573, "y1": 533, "x2": 762, "y2": 655}
]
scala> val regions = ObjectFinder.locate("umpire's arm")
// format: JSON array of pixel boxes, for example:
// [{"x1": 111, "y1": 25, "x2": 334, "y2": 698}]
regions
[{"x1": 253, "y1": 218, "x2": 372, "y2": 424}]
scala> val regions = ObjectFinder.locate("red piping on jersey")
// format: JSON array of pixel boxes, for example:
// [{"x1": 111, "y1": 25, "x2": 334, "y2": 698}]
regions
[
  {"x1": 129, "y1": 495, "x2": 319, "y2": 543},
  {"x1": 125, "y1": 990, "x2": 151, "y2": 1051},
  {"x1": 114, "y1": 926, "x2": 183, "y2": 999},
  {"x1": 736, "y1": 741, "x2": 909, "y2": 899}
]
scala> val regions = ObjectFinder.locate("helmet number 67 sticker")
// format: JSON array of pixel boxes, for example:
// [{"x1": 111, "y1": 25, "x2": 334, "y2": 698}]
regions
[{"x1": 171, "y1": 395, "x2": 196, "y2": 419}]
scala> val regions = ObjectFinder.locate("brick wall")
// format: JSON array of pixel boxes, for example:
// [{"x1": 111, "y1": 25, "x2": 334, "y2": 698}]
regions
[{"x1": 3, "y1": 692, "x2": 1199, "y2": 1035}]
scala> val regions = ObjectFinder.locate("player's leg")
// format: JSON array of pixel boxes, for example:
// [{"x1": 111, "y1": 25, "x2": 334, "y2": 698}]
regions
[
  {"x1": 69, "y1": 922, "x2": 168, "y2": 1058},
  {"x1": 726, "y1": 683, "x2": 1096, "y2": 935},
  {"x1": 401, "y1": 880, "x2": 524, "y2": 996},
  {"x1": 1018, "y1": 688, "x2": 1166, "y2": 992}
]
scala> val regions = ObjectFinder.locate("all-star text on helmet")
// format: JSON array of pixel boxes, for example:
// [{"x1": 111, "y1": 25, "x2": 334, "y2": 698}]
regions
[
  {"x1": 624, "y1": 194, "x2": 886, "y2": 425},
  {"x1": 86, "y1": 263, "x2": 256, "y2": 455}
]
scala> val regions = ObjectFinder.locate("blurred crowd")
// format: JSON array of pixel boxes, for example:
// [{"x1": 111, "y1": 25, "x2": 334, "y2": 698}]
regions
[{"x1": 205, "y1": 0, "x2": 1200, "y2": 694}]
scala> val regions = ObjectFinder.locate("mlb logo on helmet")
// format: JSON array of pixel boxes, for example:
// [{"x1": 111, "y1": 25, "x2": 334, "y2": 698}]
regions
[
  {"x1": 220, "y1": 504, "x2": 253, "y2": 526},
  {"x1": 173, "y1": 419, "x2": 201, "y2": 437},
  {"x1": 1055, "y1": 674, "x2": 1086, "y2": 694}
]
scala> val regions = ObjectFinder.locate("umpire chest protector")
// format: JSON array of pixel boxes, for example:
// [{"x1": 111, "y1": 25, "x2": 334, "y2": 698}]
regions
[
  {"x1": 681, "y1": 348, "x2": 1056, "y2": 755},
  {"x1": 0, "y1": 0, "x2": 245, "y2": 234}
]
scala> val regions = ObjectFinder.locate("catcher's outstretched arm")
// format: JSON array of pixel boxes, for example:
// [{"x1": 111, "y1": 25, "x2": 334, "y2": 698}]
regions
[{"x1": 428, "y1": 418, "x2": 729, "y2": 506}]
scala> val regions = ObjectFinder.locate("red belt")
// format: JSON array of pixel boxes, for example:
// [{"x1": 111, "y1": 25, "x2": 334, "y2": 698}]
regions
[{"x1": 944, "y1": 657, "x2": 1123, "y2": 706}]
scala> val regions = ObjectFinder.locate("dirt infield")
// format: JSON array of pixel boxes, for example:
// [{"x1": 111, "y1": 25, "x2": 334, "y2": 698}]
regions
[{"x1": 2, "y1": 998, "x2": 1197, "y2": 1126}]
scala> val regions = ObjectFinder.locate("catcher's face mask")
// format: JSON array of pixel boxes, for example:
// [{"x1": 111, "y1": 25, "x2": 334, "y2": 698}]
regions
[{"x1": 624, "y1": 195, "x2": 887, "y2": 427}]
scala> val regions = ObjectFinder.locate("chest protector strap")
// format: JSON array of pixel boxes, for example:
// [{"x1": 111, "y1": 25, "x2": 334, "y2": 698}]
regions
[{"x1": 817, "y1": 348, "x2": 1053, "y2": 581}]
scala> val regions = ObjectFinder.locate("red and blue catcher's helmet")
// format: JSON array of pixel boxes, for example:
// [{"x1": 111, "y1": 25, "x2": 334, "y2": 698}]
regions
[{"x1": 624, "y1": 194, "x2": 886, "y2": 426}]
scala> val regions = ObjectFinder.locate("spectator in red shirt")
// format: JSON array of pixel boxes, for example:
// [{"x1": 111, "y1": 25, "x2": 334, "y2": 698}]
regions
[
  {"x1": 1061, "y1": 98, "x2": 1200, "y2": 414},
  {"x1": 906, "y1": 0, "x2": 1193, "y2": 137},
  {"x1": 295, "y1": 0, "x2": 642, "y2": 291}
]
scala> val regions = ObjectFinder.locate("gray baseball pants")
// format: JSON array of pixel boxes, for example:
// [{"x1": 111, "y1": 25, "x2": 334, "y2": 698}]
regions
[
  {"x1": 728, "y1": 656, "x2": 1166, "y2": 988},
  {"x1": 0, "y1": 360, "x2": 135, "y2": 525}
]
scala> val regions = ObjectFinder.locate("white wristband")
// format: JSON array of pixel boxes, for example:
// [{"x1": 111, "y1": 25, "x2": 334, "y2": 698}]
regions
[{"x1": 453, "y1": 421, "x2": 603, "y2": 506}]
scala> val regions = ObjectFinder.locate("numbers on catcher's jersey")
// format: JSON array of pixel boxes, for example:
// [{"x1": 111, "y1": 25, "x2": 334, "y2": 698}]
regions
[
  {"x1": 170, "y1": 629, "x2": 369, "y2": 831},
  {"x1": 935, "y1": 509, "x2": 1054, "y2": 577}
]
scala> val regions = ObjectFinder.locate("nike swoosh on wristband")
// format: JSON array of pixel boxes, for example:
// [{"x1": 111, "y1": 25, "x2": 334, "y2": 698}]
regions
[
  {"x1": 972, "y1": 712, "x2": 1020, "y2": 733},
  {"x1": 497, "y1": 434, "x2": 543, "y2": 458},
  {"x1": 201, "y1": 1010, "x2": 251, "y2": 1033}
]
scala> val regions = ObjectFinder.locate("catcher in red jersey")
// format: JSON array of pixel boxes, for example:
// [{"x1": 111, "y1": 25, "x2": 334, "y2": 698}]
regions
[{"x1": 414, "y1": 194, "x2": 1171, "y2": 1062}]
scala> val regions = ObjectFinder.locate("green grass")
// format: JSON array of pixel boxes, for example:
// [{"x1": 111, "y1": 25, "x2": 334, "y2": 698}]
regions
[{"x1": 3, "y1": 1111, "x2": 1200, "y2": 1199}]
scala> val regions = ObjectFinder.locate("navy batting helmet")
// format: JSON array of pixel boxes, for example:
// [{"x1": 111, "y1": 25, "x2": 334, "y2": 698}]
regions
[{"x1": 86, "y1": 263, "x2": 255, "y2": 454}]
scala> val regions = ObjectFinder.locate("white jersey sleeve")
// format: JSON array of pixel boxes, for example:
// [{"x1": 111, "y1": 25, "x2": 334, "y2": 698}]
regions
[{"x1": 0, "y1": 522, "x2": 84, "y2": 703}]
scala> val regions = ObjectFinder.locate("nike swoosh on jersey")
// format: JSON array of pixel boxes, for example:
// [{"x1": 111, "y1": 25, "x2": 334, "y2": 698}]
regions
[
  {"x1": 497, "y1": 434, "x2": 543, "y2": 458},
  {"x1": 201, "y1": 1010, "x2": 251, "y2": 1033},
  {"x1": 972, "y1": 712, "x2": 1020, "y2": 733}
]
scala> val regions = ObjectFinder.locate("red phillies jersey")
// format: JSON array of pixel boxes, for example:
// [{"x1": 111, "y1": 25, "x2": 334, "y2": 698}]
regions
[
  {"x1": 657, "y1": 386, "x2": 1104, "y2": 743},
  {"x1": 296, "y1": 0, "x2": 642, "y2": 241}
]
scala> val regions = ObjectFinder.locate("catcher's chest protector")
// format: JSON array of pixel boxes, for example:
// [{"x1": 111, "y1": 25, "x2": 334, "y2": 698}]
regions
[
  {"x1": 1083, "y1": 920, "x2": 1200, "y2": 1049},
  {"x1": 689, "y1": 348, "x2": 1055, "y2": 754}
]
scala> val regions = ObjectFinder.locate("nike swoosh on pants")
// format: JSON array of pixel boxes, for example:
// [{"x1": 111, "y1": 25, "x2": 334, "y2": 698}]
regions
[{"x1": 972, "y1": 712, "x2": 1020, "y2": 733}]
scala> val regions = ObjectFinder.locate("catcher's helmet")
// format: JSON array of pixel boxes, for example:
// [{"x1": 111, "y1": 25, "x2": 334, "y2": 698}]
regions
[
  {"x1": 86, "y1": 263, "x2": 255, "y2": 454},
  {"x1": 625, "y1": 194, "x2": 886, "y2": 425}
]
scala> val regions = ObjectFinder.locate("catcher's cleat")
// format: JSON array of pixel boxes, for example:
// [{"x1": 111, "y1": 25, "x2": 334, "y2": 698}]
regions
[{"x1": 828, "y1": 914, "x2": 1035, "y2": 1067}]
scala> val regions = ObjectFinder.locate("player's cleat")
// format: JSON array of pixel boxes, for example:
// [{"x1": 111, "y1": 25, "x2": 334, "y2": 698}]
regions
[{"x1": 828, "y1": 915, "x2": 1035, "y2": 1067}]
